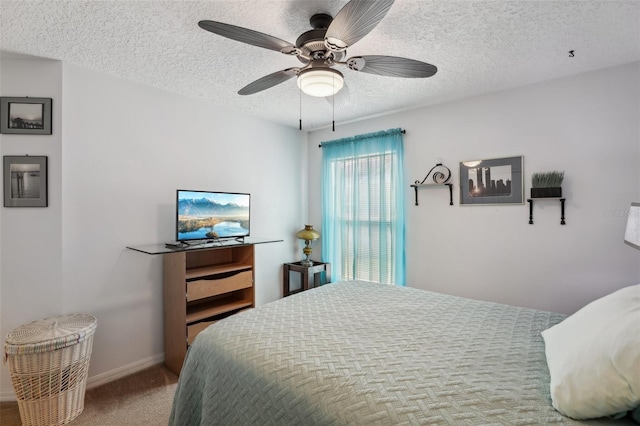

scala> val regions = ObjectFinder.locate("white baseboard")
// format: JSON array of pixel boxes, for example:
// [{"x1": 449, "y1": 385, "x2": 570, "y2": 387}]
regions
[
  {"x1": 85, "y1": 353, "x2": 165, "y2": 390},
  {"x1": 0, "y1": 353, "x2": 164, "y2": 402}
]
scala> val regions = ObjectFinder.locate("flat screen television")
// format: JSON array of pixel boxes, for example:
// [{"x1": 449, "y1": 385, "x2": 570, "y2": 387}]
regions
[{"x1": 176, "y1": 190, "x2": 250, "y2": 242}]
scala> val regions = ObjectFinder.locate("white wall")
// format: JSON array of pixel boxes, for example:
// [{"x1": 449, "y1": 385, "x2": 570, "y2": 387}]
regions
[
  {"x1": 308, "y1": 62, "x2": 640, "y2": 315},
  {"x1": 0, "y1": 59, "x2": 64, "y2": 314},
  {"x1": 0, "y1": 57, "x2": 65, "y2": 398},
  {"x1": 1, "y1": 58, "x2": 305, "y2": 399}
]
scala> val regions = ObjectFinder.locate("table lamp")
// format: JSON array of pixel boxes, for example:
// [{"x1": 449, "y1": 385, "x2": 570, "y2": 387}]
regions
[
  {"x1": 624, "y1": 202, "x2": 640, "y2": 250},
  {"x1": 297, "y1": 225, "x2": 320, "y2": 266}
]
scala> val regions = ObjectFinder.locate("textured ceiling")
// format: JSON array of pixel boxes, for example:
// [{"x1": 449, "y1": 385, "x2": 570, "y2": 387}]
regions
[{"x1": 1, "y1": 0, "x2": 639, "y2": 130}]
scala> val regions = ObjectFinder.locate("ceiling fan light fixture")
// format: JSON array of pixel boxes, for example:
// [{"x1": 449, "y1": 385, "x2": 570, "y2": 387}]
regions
[{"x1": 297, "y1": 68, "x2": 344, "y2": 97}]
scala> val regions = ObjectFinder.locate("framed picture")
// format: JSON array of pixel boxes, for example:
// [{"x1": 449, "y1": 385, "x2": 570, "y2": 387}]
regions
[
  {"x1": 459, "y1": 156, "x2": 523, "y2": 205},
  {"x1": 3, "y1": 156, "x2": 48, "y2": 207},
  {"x1": 0, "y1": 97, "x2": 52, "y2": 135}
]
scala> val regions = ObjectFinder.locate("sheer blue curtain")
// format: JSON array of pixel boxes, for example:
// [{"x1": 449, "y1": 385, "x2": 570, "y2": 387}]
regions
[{"x1": 321, "y1": 128, "x2": 406, "y2": 286}]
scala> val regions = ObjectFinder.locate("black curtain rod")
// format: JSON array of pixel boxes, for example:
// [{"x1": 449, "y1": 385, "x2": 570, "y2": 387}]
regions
[{"x1": 318, "y1": 129, "x2": 406, "y2": 148}]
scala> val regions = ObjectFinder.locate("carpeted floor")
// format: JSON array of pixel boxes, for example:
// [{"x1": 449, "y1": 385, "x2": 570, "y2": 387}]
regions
[{"x1": 0, "y1": 364, "x2": 178, "y2": 425}]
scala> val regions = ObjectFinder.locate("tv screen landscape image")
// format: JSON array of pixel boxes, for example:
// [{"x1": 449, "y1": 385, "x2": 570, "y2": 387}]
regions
[{"x1": 177, "y1": 190, "x2": 250, "y2": 241}]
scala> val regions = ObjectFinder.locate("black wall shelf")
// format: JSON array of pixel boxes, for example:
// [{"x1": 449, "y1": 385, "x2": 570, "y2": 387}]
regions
[
  {"x1": 527, "y1": 198, "x2": 566, "y2": 225},
  {"x1": 412, "y1": 162, "x2": 453, "y2": 207},
  {"x1": 411, "y1": 183, "x2": 454, "y2": 206}
]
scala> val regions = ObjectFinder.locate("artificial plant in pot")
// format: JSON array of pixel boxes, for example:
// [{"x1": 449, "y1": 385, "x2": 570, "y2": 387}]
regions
[{"x1": 531, "y1": 171, "x2": 564, "y2": 198}]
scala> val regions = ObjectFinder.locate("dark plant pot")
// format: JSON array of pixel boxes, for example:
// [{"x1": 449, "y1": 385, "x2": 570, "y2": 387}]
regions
[{"x1": 531, "y1": 187, "x2": 562, "y2": 198}]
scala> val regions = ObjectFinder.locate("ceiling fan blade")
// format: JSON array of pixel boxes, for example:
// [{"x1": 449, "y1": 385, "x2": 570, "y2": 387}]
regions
[
  {"x1": 238, "y1": 68, "x2": 299, "y2": 95},
  {"x1": 198, "y1": 20, "x2": 297, "y2": 54},
  {"x1": 325, "y1": 0, "x2": 395, "y2": 52},
  {"x1": 347, "y1": 55, "x2": 437, "y2": 78},
  {"x1": 325, "y1": 82, "x2": 350, "y2": 108}
]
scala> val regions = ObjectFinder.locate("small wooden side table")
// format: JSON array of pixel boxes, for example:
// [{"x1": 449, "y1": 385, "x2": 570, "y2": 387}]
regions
[{"x1": 283, "y1": 261, "x2": 331, "y2": 297}]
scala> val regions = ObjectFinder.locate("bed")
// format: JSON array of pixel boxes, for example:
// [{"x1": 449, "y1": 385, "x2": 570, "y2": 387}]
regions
[{"x1": 169, "y1": 280, "x2": 638, "y2": 425}]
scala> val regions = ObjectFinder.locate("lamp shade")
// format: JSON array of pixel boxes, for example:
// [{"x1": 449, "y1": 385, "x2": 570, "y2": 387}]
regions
[
  {"x1": 297, "y1": 68, "x2": 344, "y2": 97},
  {"x1": 297, "y1": 225, "x2": 320, "y2": 267},
  {"x1": 624, "y1": 202, "x2": 640, "y2": 250},
  {"x1": 297, "y1": 225, "x2": 320, "y2": 241}
]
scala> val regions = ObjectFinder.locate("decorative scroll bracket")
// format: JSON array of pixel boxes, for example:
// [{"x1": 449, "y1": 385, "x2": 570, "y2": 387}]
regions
[{"x1": 410, "y1": 163, "x2": 453, "y2": 206}]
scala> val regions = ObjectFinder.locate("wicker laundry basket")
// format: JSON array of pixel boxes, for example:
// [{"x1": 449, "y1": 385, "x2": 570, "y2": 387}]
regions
[{"x1": 4, "y1": 313, "x2": 97, "y2": 426}]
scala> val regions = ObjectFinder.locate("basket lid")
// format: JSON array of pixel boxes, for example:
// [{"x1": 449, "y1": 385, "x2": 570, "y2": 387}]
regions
[{"x1": 4, "y1": 313, "x2": 97, "y2": 355}]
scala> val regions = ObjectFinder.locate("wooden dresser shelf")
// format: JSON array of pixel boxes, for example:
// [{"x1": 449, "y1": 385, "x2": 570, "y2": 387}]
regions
[
  {"x1": 186, "y1": 297, "x2": 252, "y2": 323},
  {"x1": 185, "y1": 262, "x2": 252, "y2": 280}
]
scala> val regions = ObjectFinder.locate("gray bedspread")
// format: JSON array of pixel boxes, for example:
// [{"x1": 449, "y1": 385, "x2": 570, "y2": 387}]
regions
[{"x1": 169, "y1": 280, "x2": 630, "y2": 425}]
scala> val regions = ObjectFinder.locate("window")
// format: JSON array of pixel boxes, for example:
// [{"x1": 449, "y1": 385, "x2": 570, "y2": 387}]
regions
[{"x1": 321, "y1": 128, "x2": 406, "y2": 285}]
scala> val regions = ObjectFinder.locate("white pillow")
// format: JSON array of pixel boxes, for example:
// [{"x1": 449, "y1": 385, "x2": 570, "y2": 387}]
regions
[{"x1": 541, "y1": 284, "x2": 640, "y2": 420}]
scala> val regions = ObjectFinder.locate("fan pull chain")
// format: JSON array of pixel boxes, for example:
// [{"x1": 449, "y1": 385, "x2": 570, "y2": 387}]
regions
[
  {"x1": 299, "y1": 87, "x2": 302, "y2": 131},
  {"x1": 332, "y1": 73, "x2": 335, "y2": 132}
]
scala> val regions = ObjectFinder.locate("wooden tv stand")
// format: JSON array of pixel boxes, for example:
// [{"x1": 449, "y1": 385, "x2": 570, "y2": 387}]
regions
[{"x1": 127, "y1": 237, "x2": 282, "y2": 375}]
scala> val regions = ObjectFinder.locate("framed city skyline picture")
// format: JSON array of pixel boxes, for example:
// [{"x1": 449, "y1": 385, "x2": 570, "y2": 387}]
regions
[{"x1": 459, "y1": 156, "x2": 523, "y2": 205}]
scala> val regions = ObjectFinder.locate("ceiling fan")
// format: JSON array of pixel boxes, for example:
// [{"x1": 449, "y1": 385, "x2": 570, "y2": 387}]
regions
[{"x1": 198, "y1": 0, "x2": 437, "y2": 100}]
